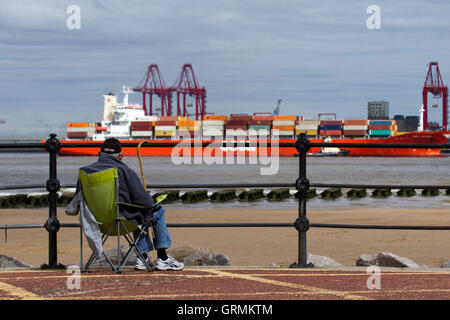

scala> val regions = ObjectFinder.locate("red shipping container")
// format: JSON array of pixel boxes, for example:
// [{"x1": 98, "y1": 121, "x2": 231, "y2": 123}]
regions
[
  {"x1": 368, "y1": 124, "x2": 391, "y2": 130},
  {"x1": 156, "y1": 120, "x2": 177, "y2": 126},
  {"x1": 252, "y1": 115, "x2": 273, "y2": 121},
  {"x1": 226, "y1": 120, "x2": 248, "y2": 125},
  {"x1": 344, "y1": 120, "x2": 368, "y2": 125},
  {"x1": 67, "y1": 132, "x2": 88, "y2": 138},
  {"x1": 343, "y1": 130, "x2": 367, "y2": 136},
  {"x1": 248, "y1": 120, "x2": 272, "y2": 125},
  {"x1": 320, "y1": 120, "x2": 343, "y2": 125},
  {"x1": 226, "y1": 124, "x2": 248, "y2": 130},
  {"x1": 230, "y1": 114, "x2": 252, "y2": 121}
]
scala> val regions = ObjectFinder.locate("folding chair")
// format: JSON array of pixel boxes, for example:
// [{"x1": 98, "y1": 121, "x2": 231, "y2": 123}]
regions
[{"x1": 78, "y1": 167, "x2": 153, "y2": 273}]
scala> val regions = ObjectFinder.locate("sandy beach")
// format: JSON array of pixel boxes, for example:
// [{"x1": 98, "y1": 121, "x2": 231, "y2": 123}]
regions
[{"x1": 1, "y1": 206, "x2": 450, "y2": 268}]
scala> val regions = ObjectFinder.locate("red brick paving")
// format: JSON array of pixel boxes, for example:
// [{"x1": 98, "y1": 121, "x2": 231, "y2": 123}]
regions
[{"x1": 1, "y1": 267, "x2": 450, "y2": 300}]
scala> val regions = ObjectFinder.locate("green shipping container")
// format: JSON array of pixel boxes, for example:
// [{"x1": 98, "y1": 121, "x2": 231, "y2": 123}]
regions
[
  {"x1": 248, "y1": 125, "x2": 271, "y2": 130},
  {"x1": 369, "y1": 130, "x2": 391, "y2": 136}
]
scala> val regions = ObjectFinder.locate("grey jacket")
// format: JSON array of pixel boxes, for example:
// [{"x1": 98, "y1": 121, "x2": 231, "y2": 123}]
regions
[{"x1": 65, "y1": 191, "x2": 103, "y2": 258}]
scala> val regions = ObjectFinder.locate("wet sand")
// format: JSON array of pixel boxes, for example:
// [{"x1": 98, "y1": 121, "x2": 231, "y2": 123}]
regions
[{"x1": 1, "y1": 207, "x2": 450, "y2": 268}]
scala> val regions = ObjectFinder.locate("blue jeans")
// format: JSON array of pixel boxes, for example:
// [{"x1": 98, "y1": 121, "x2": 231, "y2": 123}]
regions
[{"x1": 133, "y1": 206, "x2": 172, "y2": 253}]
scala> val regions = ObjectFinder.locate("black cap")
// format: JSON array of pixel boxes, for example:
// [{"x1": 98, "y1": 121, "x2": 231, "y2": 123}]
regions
[{"x1": 101, "y1": 138, "x2": 122, "y2": 154}]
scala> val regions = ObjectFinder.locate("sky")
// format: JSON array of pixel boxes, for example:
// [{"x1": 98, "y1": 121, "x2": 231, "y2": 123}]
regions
[{"x1": 1, "y1": 0, "x2": 450, "y2": 137}]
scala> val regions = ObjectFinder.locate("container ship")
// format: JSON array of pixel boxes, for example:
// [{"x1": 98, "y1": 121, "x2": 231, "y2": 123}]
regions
[{"x1": 58, "y1": 86, "x2": 450, "y2": 157}]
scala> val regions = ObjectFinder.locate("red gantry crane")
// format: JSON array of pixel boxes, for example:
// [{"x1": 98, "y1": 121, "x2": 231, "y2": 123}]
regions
[
  {"x1": 171, "y1": 64, "x2": 207, "y2": 120},
  {"x1": 133, "y1": 64, "x2": 173, "y2": 116},
  {"x1": 422, "y1": 62, "x2": 448, "y2": 130}
]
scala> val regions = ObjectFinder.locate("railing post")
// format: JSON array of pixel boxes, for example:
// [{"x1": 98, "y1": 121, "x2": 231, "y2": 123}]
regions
[
  {"x1": 41, "y1": 133, "x2": 65, "y2": 269},
  {"x1": 291, "y1": 133, "x2": 314, "y2": 268}
]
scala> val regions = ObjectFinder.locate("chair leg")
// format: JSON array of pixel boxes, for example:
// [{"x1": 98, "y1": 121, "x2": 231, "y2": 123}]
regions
[{"x1": 118, "y1": 220, "x2": 153, "y2": 272}]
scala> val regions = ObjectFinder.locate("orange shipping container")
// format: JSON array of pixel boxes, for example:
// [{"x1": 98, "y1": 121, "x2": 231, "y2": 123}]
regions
[
  {"x1": 272, "y1": 125, "x2": 295, "y2": 131},
  {"x1": 159, "y1": 116, "x2": 178, "y2": 121},
  {"x1": 203, "y1": 115, "x2": 227, "y2": 121},
  {"x1": 67, "y1": 122, "x2": 90, "y2": 128},
  {"x1": 273, "y1": 115, "x2": 297, "y2": 121},
  {"x1": 177, "y1": 120, "x2": 195, "y2": 126}
]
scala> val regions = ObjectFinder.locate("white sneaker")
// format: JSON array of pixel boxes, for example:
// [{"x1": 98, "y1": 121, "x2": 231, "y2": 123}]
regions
[
  {"x1": 134, "y1": 257, "x2": 151, "y2": 271},
  {"x1": 155, "y1": 255, "x2": 184, "y2": 271}
]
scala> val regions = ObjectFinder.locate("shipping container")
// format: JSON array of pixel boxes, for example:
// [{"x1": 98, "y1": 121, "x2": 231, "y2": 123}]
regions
[
  {"x1": 272, "y1": 120, "x2": 295, "y2": 126},
  {"x1": 295, "y1": 130, "x2": 317, "y2": 136},
  {"x1": 319, "y1": 130, "x2": 342, "y2": 136},
  {"x1": 272, "y1": 125, "x2": 295, "y2": 131},
  {"x1": 154, "y1": 130, "x2": 176, "y2": 137},
  {"x1": 226, "y1": 124, "x2": 248, "y2": 130},
  {"x1": 131, "y1": 131, "x2": 153, "y2": 137},
  {"x1": 202, "y1": 129, "x2": 224, "y2": 137},
  {"x1": 369, "y1": 130, "x2": 391, "y2": 136},
  {"x1": 177, "y1": 120, "x2": 195, "y2": 127},
  {"x1": 272, "y1": 129, "x2": 294, "y2": 136},
  {"x1": 344, "y1": 120, "x2": 368, "y2": 126},
  {"x1": 226, "y1": 120, "x2": 249, "y2": 127},
  {"x1": 343, "y1": 125, "x2": 367, "y2": 130},
  {"x1": 252, "y1": 115, "x2": 273, "y2": 121},
  {"x1": 155, "y1": 120, "x2": 177, "y2": 126},
  {"x1": 369, "y1": 120, "x2": 392, "y2": 125},
  {"x1": 248, "y1": 128, "x2": 270, "y2": 136},
  {"x1": 137, "y1": 116, "x2": 159, "y2": 122},
  {"x1": 226, "y1": 129, "x2": 248, "y2": 136},
  {"x1": 203, "y1": 115, "x2": 227, "y2": 121},
  {"x1": 319, "y1": 124, "x2": 342, "y2": 130},
  {"x1": 248, "y1": 125, "x2": 271, "y2": 130},
  {"x1": 320, "y1": 120, "x2": 343, "y2": 126},
  {"x1": 67, "y1": 122, "x2": 90, "y2": 128},
  {"x1": 368, "y1": 124, "x2": 391, "y2": 130},
  {"x1": 155, "y1": 126, "x2": 176, "y2": 131},
  {"x1": 229, "y1": 114, "x2": 252, "y2": 121},
  {"x1": 273, "y1": 115, "x2": 297, "y2": 121},
  {"x1": 343, "y1": 130, "x2": 367, "y2": 136},
  {"x1": 296, "y1": 125, "x2": 319, "y2": 131},
  {"x1": 67, "y1": 131, "x2": 88, "y2": 138},
  {"x1": 202, "y1": 120, "x2": 225, "y2": 126},
  {"x1": 159, "y1": 116, "x2": 178, "y2": 121},
  {"x1": 249, "y1": 120, "x2": 272, "y2": 126}
]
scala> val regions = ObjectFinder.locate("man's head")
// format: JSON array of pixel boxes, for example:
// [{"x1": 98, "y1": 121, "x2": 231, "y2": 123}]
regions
[{"x1": 100, "y1": 138, "x2": 123, "y2": 160}]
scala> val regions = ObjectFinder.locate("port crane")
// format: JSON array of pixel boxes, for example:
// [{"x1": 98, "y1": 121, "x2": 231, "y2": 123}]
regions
[
  {"x1": 422, "y1": 61, "x2": 448, "y2": 130},
  {"x1": 273, "y1": 99, "x2": 282, "y2": 115},
  {"x1": 132, "y1": 64, "x2": 172, "y2": 116}
]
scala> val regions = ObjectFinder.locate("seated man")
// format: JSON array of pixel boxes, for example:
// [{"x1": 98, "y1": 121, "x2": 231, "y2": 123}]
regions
[{"x1": 73, "y1": 137, "x2": 183, "y2": 271}]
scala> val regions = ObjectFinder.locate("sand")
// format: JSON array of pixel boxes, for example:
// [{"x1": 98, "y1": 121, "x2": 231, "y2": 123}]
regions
[{"x1": 1, "y1": 206, "x2": 450, "y2": 268}]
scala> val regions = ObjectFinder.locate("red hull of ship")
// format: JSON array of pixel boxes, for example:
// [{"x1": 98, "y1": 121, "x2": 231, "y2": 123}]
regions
[{"x1": 56, "y1": 131, "x2": 449, "y2": 157}]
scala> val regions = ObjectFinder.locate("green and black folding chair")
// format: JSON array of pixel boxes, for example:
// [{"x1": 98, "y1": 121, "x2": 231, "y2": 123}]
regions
[{"x1": 78, "y1": 167, "x2": 153, "y2": 273}]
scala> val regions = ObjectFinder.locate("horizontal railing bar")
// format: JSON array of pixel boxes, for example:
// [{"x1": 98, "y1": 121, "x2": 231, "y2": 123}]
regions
[
  {"x1": 310, "y1": 183, "x2": 450, "y2": 189},
  {"x1": 310, "y1": 223, "x2": 450, "y2": 230},
  {"x1": 0, "y1": 142, "x2": 448, "y2": 149},
  {"x1": 3, "y1": 222, "x2": 450, "y2": 230},
  {"x1": 1, "y1": 183, "x2": 449, "y2": 191}
]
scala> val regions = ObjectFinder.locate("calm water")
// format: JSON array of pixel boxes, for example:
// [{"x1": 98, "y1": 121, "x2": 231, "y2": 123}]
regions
[{"x1": 0, "y1": 153, "x2": 449, "y2": 209}]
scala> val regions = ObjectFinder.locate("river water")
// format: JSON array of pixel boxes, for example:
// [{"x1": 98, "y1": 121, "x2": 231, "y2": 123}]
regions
[{"x1": 0, "y1": 153, "x2": 449, "y2": 210}]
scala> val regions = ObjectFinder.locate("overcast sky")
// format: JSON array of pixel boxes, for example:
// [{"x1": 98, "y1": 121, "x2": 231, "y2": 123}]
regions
[{"x1": 1, "y1": 0, "x2": 450, "y2": 137}]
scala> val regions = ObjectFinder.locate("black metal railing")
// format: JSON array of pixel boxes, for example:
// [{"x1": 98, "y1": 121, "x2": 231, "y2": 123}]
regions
[{"x1": 0, "y1": 133, "x2": 449, "y2": 269}]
